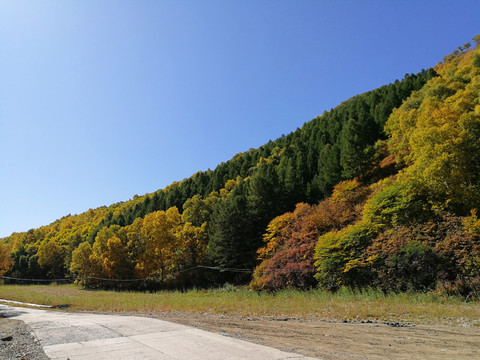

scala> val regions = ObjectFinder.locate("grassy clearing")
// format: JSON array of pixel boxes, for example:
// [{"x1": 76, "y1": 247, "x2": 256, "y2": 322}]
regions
[{"x1": 0, "y1": 284, "x2": 478, "y2": 325}]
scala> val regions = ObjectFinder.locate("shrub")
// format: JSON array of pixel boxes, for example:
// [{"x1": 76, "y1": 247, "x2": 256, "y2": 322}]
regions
[
  {"x1": 438, "y1": 277, "x2": 480, "y2": 300},
  {"x1": 315, "y1": 222, "x2": 376, "y2": 291},
  {"x1": 386, "y1": 241, "x2": 440, "y2": 292}
]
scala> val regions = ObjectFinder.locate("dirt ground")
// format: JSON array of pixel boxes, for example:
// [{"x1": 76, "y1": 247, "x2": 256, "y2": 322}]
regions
[{"x1": 145, "y1": 311, "x2": 480, "y2": 359}]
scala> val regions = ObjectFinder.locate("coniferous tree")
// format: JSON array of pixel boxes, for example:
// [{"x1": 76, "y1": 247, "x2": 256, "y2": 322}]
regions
[
  {"x1": 208, "y1": 183, "x2": 255, "y2": 281},
  {"x1": 339, "y1": 117, "x2": 377, "y2": 179}
]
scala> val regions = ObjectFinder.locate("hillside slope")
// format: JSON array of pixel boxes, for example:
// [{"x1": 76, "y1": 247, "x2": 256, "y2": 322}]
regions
[
  {"x1": 253, "y1": 39, "x2": 480, "y2": 296},
  {"x1": 8, "y1": 40, "x2": 477, "y2": 290}
]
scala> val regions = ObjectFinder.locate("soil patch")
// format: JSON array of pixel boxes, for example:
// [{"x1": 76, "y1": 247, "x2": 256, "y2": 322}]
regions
[{"x1": 144, "y1": 312, "x2": 480, "y2": 359}]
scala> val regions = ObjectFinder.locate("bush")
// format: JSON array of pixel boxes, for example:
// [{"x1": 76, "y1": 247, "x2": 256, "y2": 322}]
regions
[
  {"x1": 315, "y1": 222, "x2": 376, "y2": 291},
  {"x1": 385, "y1": 241, "x2": 440, "y2": 292},
  {"x1": 438, "y1": 277, "x2": 480, "y2": 300}
]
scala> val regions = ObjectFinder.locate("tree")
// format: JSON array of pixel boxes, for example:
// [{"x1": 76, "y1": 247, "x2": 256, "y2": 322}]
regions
[
  {"x1": 102, "y1": 236, "x2": 132, "y2": 279},
  {"x1": 385, "y1": 50, "x2": 480, "y2": 214},
  {"x1": 92, "y1": 225, "x2": 120, "y2": 253},
  {"x1": 182, "y1": 194, "x2": 213, "y2": 227},
  {"x1": 135, "y1": 208, "x2": 181, "y2": 282},
  {"x1": 178, "y1": 222, "x2": 208, "y2": 268},
  {"x1": 124, "y1": 217, "x2": 146, "y2": 266},
  {"x1": 70, "y1": 242, "x2": 93, "y2": 281},
  {"x1": 10, "y1": 245, "x2": 42, "y2": 278},
  {"x1": 474, "y1": 54, "x2": 480, "y2": 68},
  {"x1": 339, "y1": 117, "x2": 377, "y2": 179},
  {"x1": 473, "y1": 34, "x2": 480, "y2": 47},
  {"x1": 0, "y1": 243, "x2": 14, "y2": 277},
  {"x1": 248, "y1": 160, "x2": 283, "y2": 235},
  {"x1": 208, "y1": 185, "x2": 255, "y2": 275},
  {"x1": 316, "y1": 143, "x2": 341, "y2": 193},
  {"x1": 37, "y1": 241, "x2": 65, "y2": 278}
]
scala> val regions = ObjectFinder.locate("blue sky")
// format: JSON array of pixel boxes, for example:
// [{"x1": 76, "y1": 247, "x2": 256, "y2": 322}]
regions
[{"x1": 1, "y1": 0, "x2": 479, "y2": 238}]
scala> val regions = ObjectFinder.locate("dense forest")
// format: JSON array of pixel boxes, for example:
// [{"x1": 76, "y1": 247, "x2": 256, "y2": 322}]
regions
[{"x1": 1, "y1": 36, "x2": 479, "y2": 296}]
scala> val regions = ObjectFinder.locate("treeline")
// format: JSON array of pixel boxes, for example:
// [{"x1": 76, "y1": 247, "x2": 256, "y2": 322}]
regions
[{"x1": 1, "y1": 45, "x2": 455, "y2": 291}]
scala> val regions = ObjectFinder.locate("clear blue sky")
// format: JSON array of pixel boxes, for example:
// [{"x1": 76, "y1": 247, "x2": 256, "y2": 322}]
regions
[{"x1": 1, "y1": 0, "x2": 479, "y2": 238}]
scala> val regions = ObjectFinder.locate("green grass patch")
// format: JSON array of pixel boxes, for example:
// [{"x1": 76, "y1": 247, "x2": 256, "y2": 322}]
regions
[{"x1": 0, "y1": 284, "x2": 478, "y2": 325}]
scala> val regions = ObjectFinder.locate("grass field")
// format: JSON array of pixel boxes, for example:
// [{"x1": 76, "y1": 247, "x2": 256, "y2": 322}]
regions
[{"x1": 0, "y1": 284, "x2": 478, "y2": 325}]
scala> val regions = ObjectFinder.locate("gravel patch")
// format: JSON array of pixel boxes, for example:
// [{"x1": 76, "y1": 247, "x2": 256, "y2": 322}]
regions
[{"x1": 0, "y1": 317, "x2": 49, "y2": 360}]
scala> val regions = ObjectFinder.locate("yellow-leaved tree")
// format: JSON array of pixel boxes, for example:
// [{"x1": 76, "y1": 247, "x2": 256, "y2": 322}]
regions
[
  {"x1": 0, "y1": 243, "x2": 14, "y2": 278},
  {"x1": 70, "y1": 241, "x2": 93, "y2": 282},
  {"x1": 37, "y1": 241, "x2": 65, "y2": 278},
  {"x1": 135, "y1": 207, "x2": 181, "y2": 282},
  {"x1": 177, "y1": 222, "x2": 208, "y2": 268},
  {"x1": 385, "y1": 47, "x2": 480, "y2": 213},
  {"x1": 90, "y1": 225, "x2": 121, "y2": 279},
  {"x1": 102, "y1": 235, "x2": 132, "y2": 279}
]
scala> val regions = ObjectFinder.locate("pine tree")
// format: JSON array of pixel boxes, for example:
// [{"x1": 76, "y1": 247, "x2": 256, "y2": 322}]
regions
[{"x1": 339, "y1": 117, "x2": 376, "y2": 179}]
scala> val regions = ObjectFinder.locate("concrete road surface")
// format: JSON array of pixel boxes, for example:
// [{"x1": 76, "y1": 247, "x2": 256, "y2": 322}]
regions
[{"x1": 0, "y1": 304, "x2": 317, "y2": 360}]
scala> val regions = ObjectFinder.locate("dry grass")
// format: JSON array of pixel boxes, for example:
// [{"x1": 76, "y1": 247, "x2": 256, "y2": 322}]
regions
[{"x1": 0, "y1": 284, "x2": 478, "y2": 325}]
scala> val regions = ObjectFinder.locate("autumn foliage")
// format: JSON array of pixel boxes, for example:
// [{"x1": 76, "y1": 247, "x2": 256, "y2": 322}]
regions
[
  {"x1": 251, "y1": 179, "x2": 370, "y2": 290},
  {"x1": 255, "y1": 39, "x2": 480, "y2": 294},
  {"x1": 2, "y1": 37, "x2": 480, "y2": 296}
]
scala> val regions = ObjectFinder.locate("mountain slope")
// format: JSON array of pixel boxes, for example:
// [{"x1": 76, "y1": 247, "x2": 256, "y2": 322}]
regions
[
  {"x1": 0, "y1": 53, "x2": 441, "y2": 287},
  {"x1": 253, "y1": 39, "x2": 480, "y2": 295}
]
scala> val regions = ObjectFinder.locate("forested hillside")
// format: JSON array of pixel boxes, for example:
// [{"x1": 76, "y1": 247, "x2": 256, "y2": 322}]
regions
[
  {"x1": 253, "y1": 37, "x2": 480, "y2": 296},
  {"x1": 2, "y1": 37, "x2": 479, "y2": 295}
]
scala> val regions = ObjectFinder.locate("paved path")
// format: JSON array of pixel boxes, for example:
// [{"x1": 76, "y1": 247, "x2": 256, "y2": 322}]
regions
[{"x1": 0, "y1": 304, "x2": 317, "y2": 360}]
